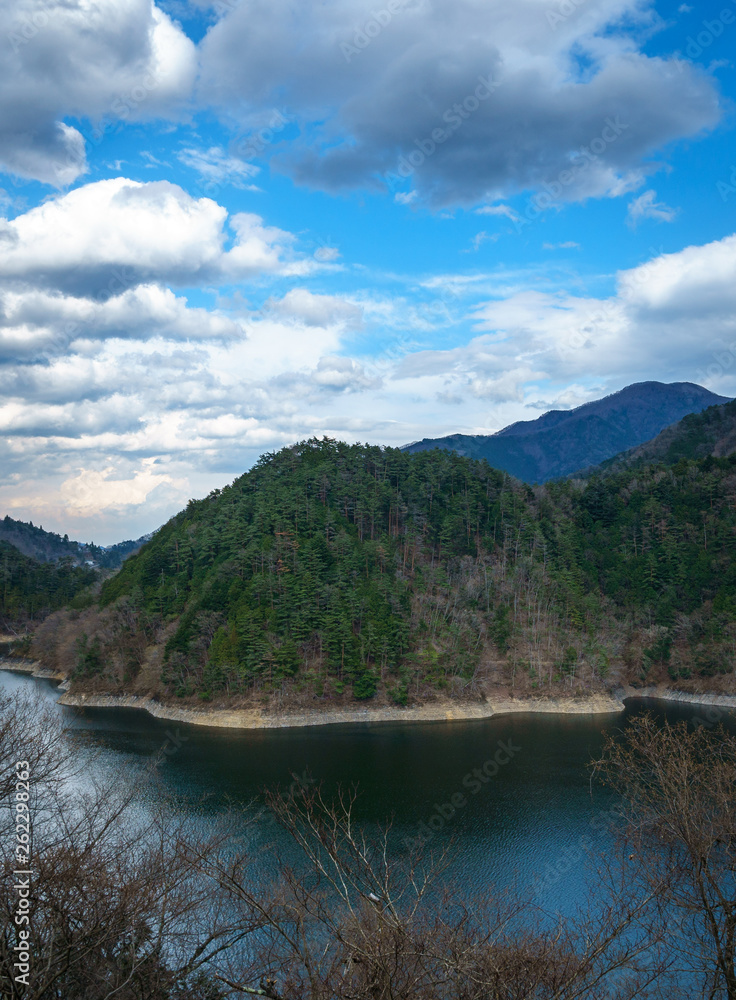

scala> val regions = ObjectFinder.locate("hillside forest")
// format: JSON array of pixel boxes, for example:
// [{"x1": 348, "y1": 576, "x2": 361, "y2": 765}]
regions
[{"x1": 26, "y1": 436, "x2": 736, "y2": 707}]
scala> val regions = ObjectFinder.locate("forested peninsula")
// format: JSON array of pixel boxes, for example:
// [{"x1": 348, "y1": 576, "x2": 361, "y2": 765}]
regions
[{"x1": 22, "y1": 434, "x2": 736, "y2": 713}]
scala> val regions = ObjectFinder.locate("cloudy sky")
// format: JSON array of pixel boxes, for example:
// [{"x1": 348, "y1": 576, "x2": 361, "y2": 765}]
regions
[{"x1": 1, "y1": 0, "x2": 735, "y2": 542}]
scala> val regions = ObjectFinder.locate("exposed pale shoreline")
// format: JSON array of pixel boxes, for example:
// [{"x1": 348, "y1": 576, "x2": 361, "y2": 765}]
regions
[
  {"x1": 4, "y1": 656, "x2": 736, "y2": 730},
  {"x1": 53, "y1": 690, "x2": 628, "y2": 729},
  {"x1": 0, "y1": 656, "x2": 68, "y2": 685}
]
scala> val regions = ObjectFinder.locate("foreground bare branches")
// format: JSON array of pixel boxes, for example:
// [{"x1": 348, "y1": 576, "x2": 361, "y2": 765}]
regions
[
  {"x1": 3, "y1": 694, "x2": 736, "y2": 999},
  {"x1": 191, "y1": 782, "x2": 666, "y2": 1000},
  {"x1": 595, "y1": 715, "x2": 736, "y2": 1000},
  {"x1": 0, "y1": 691, "x2": 257, "y2": 1000}
]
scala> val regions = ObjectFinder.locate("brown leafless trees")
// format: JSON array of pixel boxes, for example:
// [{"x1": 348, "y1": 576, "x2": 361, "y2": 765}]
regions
[
  {"x1": 4, "y1": 691, "x2": 736, "y2": 999},
  {"x1": 0, "y1": 690, "x2": 257, "y2": 1000},
  {"x1": 595, "y1": 714, "x2": 736, "y2": 999}
]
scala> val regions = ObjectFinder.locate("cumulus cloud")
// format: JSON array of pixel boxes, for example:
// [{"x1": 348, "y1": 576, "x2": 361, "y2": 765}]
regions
[
  {"x1": 469, "y1": 233, "x2": 736, "y2": 384},
  {"x1": 198, "y1": 0, "x2": 721, "y2": 207},
  {"x1": 2, "y1": 223, "x2": 735, "y2": 539},
  {"x1": 377, "y1": 234, "x2": 736, "y2": 412},
  {"x1": 60, "y1": 460, "x2": 182, "y2": 514},
  {"x1": 0, "y1": 0, "x2": 196, "y2": 185},
  {"x1": 0, "y1": 284, "x2": 245, "y2": 363},
  {"x1": 476, "y1": 204, "x2": 519, "y2": 220},
  {"x1": 0, "y1": 177, "x2": 309, "y2": 297},
  {"x1": 462, "y1": 231, "x2": 498, "y2": 253},
  {"x1": 311, "y1": 356, "x2": 378, "y2": 390}
]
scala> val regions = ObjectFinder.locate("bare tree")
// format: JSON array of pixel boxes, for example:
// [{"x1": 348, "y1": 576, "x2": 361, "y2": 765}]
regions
[
  {"x1": 594, "y1": 714, "x2": 736, "y2": 999},
  {"x1": 6, "y1": 691, "x2": 732, "y2": 1000},
  {"x1": 0, "y1": 690, "x2": 261, "y2": 1000},
  {"x1": 194, "y1": 782, "x2": 666, "y2": 1000}
]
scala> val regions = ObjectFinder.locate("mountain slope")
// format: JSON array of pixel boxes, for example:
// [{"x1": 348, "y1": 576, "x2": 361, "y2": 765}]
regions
[
  {"x1": 594, "y1": 398, "x2": 736, "y2": 474},
  {"x1": 29, "y1": 437, "x2": 736, "y2": 707},
  {"x1": 0, "y1": 542, "x2": 97, "y2": 630},
  {"x1": 0, "y1": 515, "x2": 150, "y2": 569},
  {"x1": 404, "y1": 382, "x2": 730, "y2": 482}
]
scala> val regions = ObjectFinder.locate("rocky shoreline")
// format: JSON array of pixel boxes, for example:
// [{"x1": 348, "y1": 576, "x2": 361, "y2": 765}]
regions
[
  {"x1": 4, "y1": 656, "x2": 736, "y2": 730},
  {"x1": 51, "y1": 690, "x2": 627, "y2": 729},
  {"x1": 0, "y1": 656, "x2": 68, "y2": 687}
]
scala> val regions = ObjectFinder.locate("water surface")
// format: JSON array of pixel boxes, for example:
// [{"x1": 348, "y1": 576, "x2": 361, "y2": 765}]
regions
[{"x1": 3, "y1": 669, "x2": 729, "y2": 913}]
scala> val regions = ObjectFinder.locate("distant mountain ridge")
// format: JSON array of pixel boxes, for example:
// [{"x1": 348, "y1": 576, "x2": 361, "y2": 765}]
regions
[
  {"x1": 404, "y1": 381, "x2": 730, "y2": 482},
  {"x1": 0, "y1": 515, "x2": 151, "y2": 569}
]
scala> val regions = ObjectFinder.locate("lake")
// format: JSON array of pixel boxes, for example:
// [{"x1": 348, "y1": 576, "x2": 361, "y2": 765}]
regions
[{"x1": 2, "y1": 668, "x2": 730, "y2": 914}]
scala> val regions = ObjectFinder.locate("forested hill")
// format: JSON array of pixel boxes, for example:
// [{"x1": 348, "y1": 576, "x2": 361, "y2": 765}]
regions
[
  {"x1": 0, "y1": 515, "x2": 149, "y2": 569},
  {"x1": 32, "y1": 438, "x2": 736, "y2": 707},
  {"x1": 0, "y1": 542, "x2": 97, "y2": 631},
  {"x1": 594, "y1": 399, "x2": 736, "y2": 474}
]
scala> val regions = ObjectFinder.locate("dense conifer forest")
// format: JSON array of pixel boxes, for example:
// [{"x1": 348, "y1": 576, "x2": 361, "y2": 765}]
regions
[
  {"x1": 0, "y1": 542, "x2": 97, "y2": 631},
  {"x1": 26, "y1": 435, "x2": 736, "y2": 705}
]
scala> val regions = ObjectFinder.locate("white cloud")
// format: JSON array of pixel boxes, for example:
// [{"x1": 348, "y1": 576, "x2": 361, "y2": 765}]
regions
[
  {"x1": 177, "y1": 145, "x2": 261, "y2": 189},
  {"x1": 3, "y1": 226, "x2": 736, "y2": 541},
  {"x1": 264, "y1": 289, "x2": 364, "y2": 329},
  {"x1": 221, "y1": 212, "x2": 311, "y2": 279},
  {"x1": 0, "y1": 284, "x2": 245, "y2": 363},
  {"x1": 0, "y1": 0, "x2": 196, "y2": 185},
  {"x1": 462, "y1": 231, "x2": 498, "y2": 253},
  {"x1": 543, "y1": 241, "x2": 581, "y2": 249},
  {"x1": 0, "y1": 177, "x2": 310, "y2": 296},
  {"x1": 313, "y1": 246, "x2": 341, "y2": 262},
  {"x1": 475, "y1": 204, "x2": 519, "y2": 220},
  {"x1": 626, "y1": 189, "x2": 679, "y2": 227},
  {"x1": 470, "y1": 233, "x2": 736, "y2": 382},
  {"x1": 59, "y1": 460, "x2": 182, "y2": 515}
]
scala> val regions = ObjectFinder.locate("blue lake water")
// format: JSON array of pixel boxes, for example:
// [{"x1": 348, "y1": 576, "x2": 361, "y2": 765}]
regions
[{"x1": 3, "y1": 668, "x2": 730, "y2": 915}]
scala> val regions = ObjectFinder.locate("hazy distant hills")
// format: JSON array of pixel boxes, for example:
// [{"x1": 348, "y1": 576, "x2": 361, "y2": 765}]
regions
[
  {"x1": 0, "y1": 515, "x2": 150, "y2": 569},
  {"x1": 595, "y1": 397, "x2": 736, "y2": 474},
  {"x1": 404, "y1": 381, "x2": 731, "y2": 482}
]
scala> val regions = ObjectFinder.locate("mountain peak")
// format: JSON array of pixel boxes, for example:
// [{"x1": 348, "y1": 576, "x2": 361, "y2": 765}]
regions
[{"x1": 404, "y1": 381, "x2": 731, "y2": 482}]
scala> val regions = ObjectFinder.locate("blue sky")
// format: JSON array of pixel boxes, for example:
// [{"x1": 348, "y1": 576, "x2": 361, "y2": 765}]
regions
[{"x1": 1, "y1": 0, "x2": 735, "y2": 542}]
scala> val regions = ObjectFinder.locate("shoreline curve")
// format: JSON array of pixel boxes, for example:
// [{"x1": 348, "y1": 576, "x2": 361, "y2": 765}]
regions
[{"x1": 4, "y1": 659, "x2": 736, "y2": 730}]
